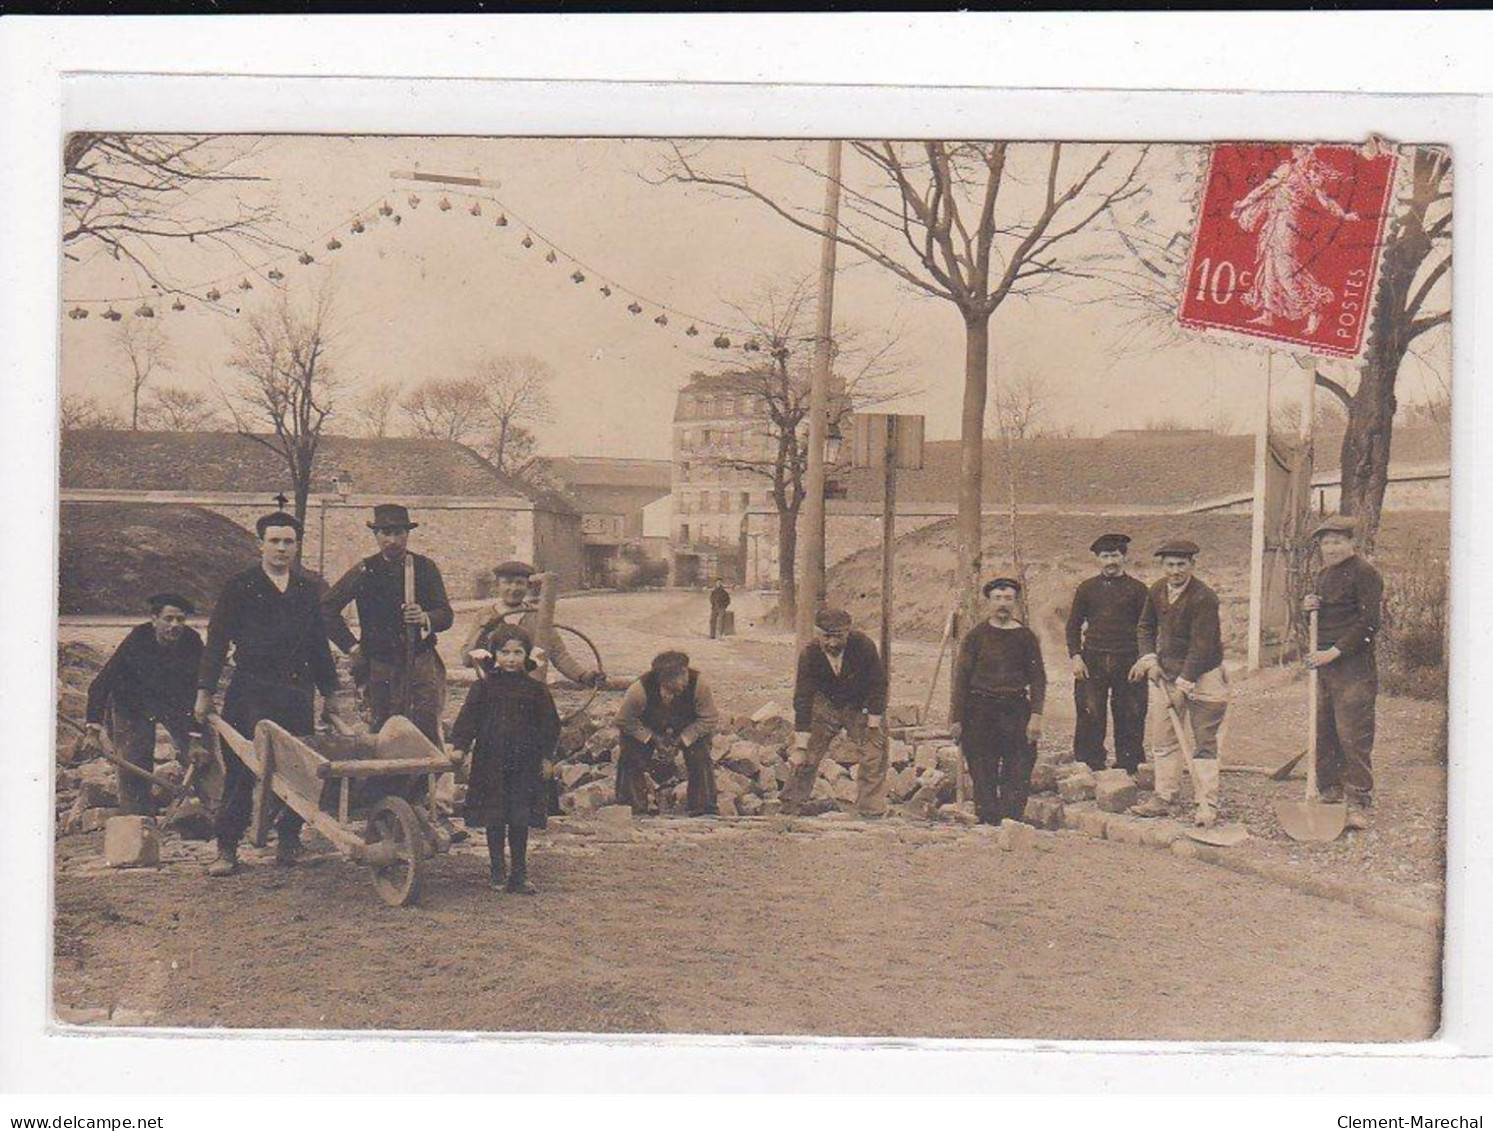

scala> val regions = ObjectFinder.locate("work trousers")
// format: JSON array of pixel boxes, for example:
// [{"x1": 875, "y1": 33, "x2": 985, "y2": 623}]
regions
[
  {"x1": 1316, "y1": 650, "x2": 1377, "y2": 805},
  {"x1": 709, "y1": 607, "x2": 727, "y2": 639},
  {"x1": 364, "y1": 649, "x2": 447, "y2": 748},
  {"x1": 1072, "y1": 650, "x2": 1148, "y2": 772},
  {"x1": 781, "y1": 697, "x2": 888, "y2": 817},
  {"x1": 616, "y1": 733, "x2": 718, "y2": 816},
  {"x1": 215, "y1": 672, "x2": 315, "y2": 851},
  {"x1": 961, "y1": 692, "x2": 1037, "y2": 825},
  {"x1": 1146, "y1": 668, "x2": 1228, "y2": 763},
  {"x1": 107, "y1": 705, "x2": 192, "y2": 817}
]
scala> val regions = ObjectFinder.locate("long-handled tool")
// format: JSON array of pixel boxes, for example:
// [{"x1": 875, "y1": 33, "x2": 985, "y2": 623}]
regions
[
  {"x1": 1158, "y1": 680, "x2": 1249, "y2": 848},
  {"x1": 60, "y1": 715, "x2": 218, "y2": 826},
  {"x1": 1276, "y1": 608, "x2": 1346, "y2": 842}
]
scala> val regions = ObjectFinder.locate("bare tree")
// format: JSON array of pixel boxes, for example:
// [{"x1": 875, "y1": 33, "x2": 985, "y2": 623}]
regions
[
  {"x1": 222, "y1": 283, "x2": 340, "y2": 530},
  {"x1": 139, "y1": 385, "x2": 225, "y2": 431},
  {"x1": 111, "y1": 317, "x2": 172, "y2": 430},
  {"x1": 63, "y1": 134, "x2": 283, "y2": 294},
  {"x1": 399, "y1": 378, "x2": 491, "y2": 446},
  {"x1": 692, "y1": 278, "x2": 905, "y2": 621},
  {"x1": 660, "y1": 141, "x2": 1148, "y2": 620},
  {"x1": 60, "y1": 394, "x2": 124, "y2": 432},
  {"x1": 472, "y1": 354, "x2": 555, "y2": 477},
  {"x1": 987, "y1": 371, "x2": 1057, "y2": 615},
  {"x1": 348, "y1": 381, "x2": 403, "y2": 438}
]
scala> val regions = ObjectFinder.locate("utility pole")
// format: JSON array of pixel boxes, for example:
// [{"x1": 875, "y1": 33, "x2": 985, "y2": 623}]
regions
[{"x1": 795, "y1": 140, "x2": 843, "y2": 651}]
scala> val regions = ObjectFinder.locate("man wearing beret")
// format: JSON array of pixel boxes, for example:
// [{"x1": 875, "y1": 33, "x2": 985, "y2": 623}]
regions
[
  {"x1": 195, "y1": 512, "x2": 340, "y2": 875},
  {"x1": 1302, "y1": 515, "x2": 1384, "y2": 831},
  {"x1": 1129, "y1": 539, "x2": 1229, "y2": 827},
  {"x1": 82, "y1": 592, "x2": 204, "y2": 817},
  {"x1": 464, "y1": 560, "x2": 604, "y2": 688},
  {"x1": 1066, "y1": 534, "x2": 1150, "y2": 774},
  {"x1": 781, "y1": 607, "x2": 889, "y2": 817},
  {"x1": 322, "y1": 504, "x2": 454, "y2": 747},
  {"x1": 951, "y1": 578, "x2": 1048, "y2": 825}
]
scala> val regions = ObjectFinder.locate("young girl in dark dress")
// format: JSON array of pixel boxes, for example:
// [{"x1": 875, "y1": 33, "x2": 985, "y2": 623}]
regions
[{"x1": 449, "y1": 624, "x2": 560, "y2": 894}]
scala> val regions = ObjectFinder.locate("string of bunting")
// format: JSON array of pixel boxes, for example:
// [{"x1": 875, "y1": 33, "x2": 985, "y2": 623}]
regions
[{"x1": 61, "y1": 181, "x2": 770, "y2": 355}]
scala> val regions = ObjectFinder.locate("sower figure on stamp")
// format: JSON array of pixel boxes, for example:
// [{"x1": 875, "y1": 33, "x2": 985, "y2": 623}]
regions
[
  {"x1": 195, "y1": 513, "x2": 341, "y2": 877},
  {"x1": 1129, "y1": 539, "x2": 1229, "y2": 828},
  {"x1": 951, "y1": 578, "x2": 1047, "y2": 826},
  {"x1": 83, "y1": 592, "x2": 204, "y2": 817},
  {"x1": 464, "y1": 560, "x2": 605, "y2": 688},
  {"x1": 781, "y1": 608, "x2": 888, "y2": 818},
  {"x1": 615, "y1": 651, "x2": 720, "y2": 817},
  {"x1": 322, "y1": 504, "x2": 454, "y2": 747},
  {"x1": 1066, "y1": 534, "x2": 1149, "y2": 774},
  {"x1": 708, "y1": 578, "x2": 731, "y2": 639},
  {"x1": 1303, "y1": 515, "x2": 1383, "y2": 832}
]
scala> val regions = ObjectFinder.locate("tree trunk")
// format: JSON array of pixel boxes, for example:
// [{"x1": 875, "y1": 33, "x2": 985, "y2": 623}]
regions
[
  {"x1": 131, "y1": 387, "x2": 140, "y2": 431},
  {"x1": 776, "y1": 506, "x2": 798, "y2": 623},
  {"x1": 955, "y1": 311, "x2": 992, "y2": 627}
]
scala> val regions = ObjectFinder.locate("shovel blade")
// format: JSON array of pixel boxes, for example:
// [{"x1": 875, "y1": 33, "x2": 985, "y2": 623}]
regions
[
  {"x1": 1275, "y1": 799, "x2": 1347, "y2": 843},
  {"x1": 1187, "y1": 822, "x2": 1250, "y2": 848}
]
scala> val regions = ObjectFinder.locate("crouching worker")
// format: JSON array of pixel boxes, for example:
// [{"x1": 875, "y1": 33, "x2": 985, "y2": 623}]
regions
[
  {"x1": 951, "y1": 577, "x2": 1047, "y2": 826},
  {"x1": 615, "y1": 651, "x2": 720, "y2": 817},
  {"x1": 450, "y1": 625, "x2": 560, "y2": 894}
]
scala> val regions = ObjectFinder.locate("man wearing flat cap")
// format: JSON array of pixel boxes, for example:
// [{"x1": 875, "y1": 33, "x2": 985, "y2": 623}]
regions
[
  {"x1": 1066, "y1": 534, "x2": 1149, "y2": 774},
  {"x1": 83, "y1": 592, "x2": 204, "y2": 817},
  {"x1": 196, "y1": 512, "x2": 340, "y2": 875},
  {"x1": 1129, "y1": 538, "x2": 1229, "y2": 827},
  {"x1": 781, "y1": 607, "x2": 888, "y2": 817},
  {"x1": 1302, "y1": 515, "x2": 1383, "y2": 831},
  {"x1": 614, "y1": 651, "x2": 721, "y2": 816},
  {"x1": 322, "y1": 504, "x2": 454, "y2": 747},
  {"x1": 464, "y1": 560, "x2": 604, "y2": 688},
  {"x1": 951, "y1": 577, "x2": 1048, "y2": 825}
]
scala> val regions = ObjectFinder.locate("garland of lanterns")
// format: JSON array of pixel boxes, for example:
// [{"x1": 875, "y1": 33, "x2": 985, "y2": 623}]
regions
[{"x1": 61, "y1": 183, "x2": 771, "y2": 355}]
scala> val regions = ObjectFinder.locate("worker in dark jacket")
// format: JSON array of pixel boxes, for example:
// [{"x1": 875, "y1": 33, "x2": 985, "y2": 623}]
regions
[
  {"x1": 952, "y1": 577, "x2": 1048, "y2": 825},
  {"x1": 1066, "y1": 533, "x2": 1149, "y2": 773},
  {"x1": 708, "y1": 579, "x2": 732, "y2": 639},
  {"x1": 322, "y1": 504, "x2": 453, "y2": 747},
  {"x1": 1303, "y1": 515, "x2": 1384, "y2": 831},
  {"x1": 195, "y1": 513, "x2": 340, "y2": 876},
  {"x1": 82, "y1": 592, "x2": 203, "y2": 817},
  {"x1": 781, "y1": 607, "x2": 888, "y2": 817},
  {"x1": 1129, "y1": 539, "x2": 1229, "y2": 827},
  {"x1": 615, "y1": 651, "x2": 721, "y2": 816}
]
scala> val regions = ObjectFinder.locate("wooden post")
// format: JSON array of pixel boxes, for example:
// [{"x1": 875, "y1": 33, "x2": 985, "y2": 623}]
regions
[
  {"x1": 880, "y1": 415, "x2": 897, "y2": 728},
  {"x1": 1246, "y1": 355, "x2": 1273, "y2": 671}
]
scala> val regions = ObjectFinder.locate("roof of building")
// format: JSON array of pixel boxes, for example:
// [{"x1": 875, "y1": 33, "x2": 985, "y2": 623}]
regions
[
  {"x1": 60, "y1": 431, "x2": 578, "y2": 514},
  {"x1": 545, "y1": 456, "x2": 673, "y2": 490}
]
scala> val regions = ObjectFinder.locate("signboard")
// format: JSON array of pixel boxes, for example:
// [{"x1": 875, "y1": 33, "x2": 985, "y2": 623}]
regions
[
  {"x1": 1178, "y1": 142, "x2": 1398, "y2": 358},
  {"x1": 850, "y1": 413, "x2": 925, "y2": 471}
]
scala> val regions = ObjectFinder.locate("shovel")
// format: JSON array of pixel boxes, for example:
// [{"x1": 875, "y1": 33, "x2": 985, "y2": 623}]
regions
[
  {"x1": 1156, "y1": 682, "x2": 1250, "y2": 848},
  {"x1": 1275, "y1": 609, "x2": 1346, "y2": 843}
]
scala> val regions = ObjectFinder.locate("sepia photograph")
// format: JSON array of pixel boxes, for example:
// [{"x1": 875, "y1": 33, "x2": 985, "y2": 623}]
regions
[{"x1": 49, "y1": 128, "x2": 1450, "y2": 1044}]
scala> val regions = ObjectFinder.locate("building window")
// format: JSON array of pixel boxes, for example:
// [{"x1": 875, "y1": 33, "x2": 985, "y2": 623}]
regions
[
  {"x1": 679, "y1": 523, "x2": 690, "y2": 542},
  {"x1": 720, "y1": 490, "x2": 732, "y2": 514},
  {"x1": 740, "y1": 491, "x2": 751, "y2": 509}
]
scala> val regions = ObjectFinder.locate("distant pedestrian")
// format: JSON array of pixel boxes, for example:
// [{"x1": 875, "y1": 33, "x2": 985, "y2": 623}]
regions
[
  {"x1": 781, "y1": 608, "x2": 888, "y2": 818},
  {"x1": 1303, "y1": 515, "x2": 1383, "y2": 832},
  {"x1": 615, "y1": 651, "x2": 721, "y2": 816},
  {"x1": 951, "y1": 578, "x2": 1047, "y2": 826},
  {"x1": 708, "y1": 579, "x2": 732, "y2": 638},
  {"x1": 1066, "y1": 534, "x2": 1149, "y2": 773}
]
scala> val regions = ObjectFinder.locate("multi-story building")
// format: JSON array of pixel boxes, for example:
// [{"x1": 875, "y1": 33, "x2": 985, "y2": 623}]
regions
[{"x1": 545, "y1": 456, "x2": 672, "y2": 587}]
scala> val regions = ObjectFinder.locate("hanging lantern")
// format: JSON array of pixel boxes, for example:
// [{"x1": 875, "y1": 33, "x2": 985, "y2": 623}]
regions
[
  {"x1": 571, "y1": 270, "x2": 586, "y2": 284},
  {"x1": 654, "y1": 314, "x2": 669, "y2": 327},
  {"x1": 545, "y1": 249, "x2": 558, "y2": 264},
  {"x1": 379, "y1": 201, "x2": 393, "y2": 216},
  {"x1": 686, "y1": 324, "x2": 699, "y2": 337},
  {"x1": 392, "y1": 214, "x2": 402, "y2": 225},
  {"x1": 103, "y1": 307, "x2": 122, "y2": 321},
  {"x1": 408, "y1": 194, "x2": 421, "y2": 208},
  {"x1": 68, "y1": 306, "x2": 88, "y2": 320},
  {"x1": 351, "y1": 219, "x2": 365, "y2": 234},
  {"x1": 171, "y1": 298, "x2": 186, "y2": 312},
  {"x1": 495, "y1": 213, "x2": 508, "y2": 227},
  {"x1": 267, "y1": 268, "x2": 284, "y2": 282},
  {"x1": 238, "y1": 278, "x2": 254, "y2": 291},
  {"x1": 600, "y1": 284, "x2": 612, "y2": 297},
  {"x1": 438, "y1": 196, "x2": 452, "y2": 211},
  {"x1": 627, "y1": 301, "x2": 643, "y2": 315},
  {"x1": 206, "y1": 288, "x2": 222, "y2": 302},
  {"x1": 135, "y1": 303, "x2": 155, "y2": 318},
  {"x1": 326, "y1": 238, "x2": 342, "y2": 251},
  {"x1": 298, "y1": 252, "x2": 314, "y2": 265},
  {"x1": 469, "y1": 201, "x2": 482, "y2": 217},
  {"x1": 713, "y1": 334, "x2": 731, "y2": 349},
  {"x1": 744, "y1": 339, "x2": 761, "y2": 352},
  {"x1": 521, "y1": 234, "x2": 534, "y2": 249}
]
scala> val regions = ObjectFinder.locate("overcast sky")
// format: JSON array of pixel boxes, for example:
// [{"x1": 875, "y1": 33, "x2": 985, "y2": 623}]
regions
[{"x1": 60, "y1": 136, "x2": 1449, "y2": 458}]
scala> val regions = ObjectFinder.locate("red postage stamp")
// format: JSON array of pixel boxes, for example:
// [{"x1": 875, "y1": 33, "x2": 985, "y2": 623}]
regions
[{"x1": 1178, "y1": 142, "x2": 1398, "y2": 358}]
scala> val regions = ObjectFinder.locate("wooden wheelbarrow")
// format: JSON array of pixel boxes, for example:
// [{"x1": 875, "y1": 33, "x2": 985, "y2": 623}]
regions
[{"x1": 206, "y1": 713, "x2": 461, "y2": 907}]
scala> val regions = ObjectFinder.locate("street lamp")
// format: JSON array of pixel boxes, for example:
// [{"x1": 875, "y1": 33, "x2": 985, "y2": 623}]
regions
[{"x1": 823, "y1": 421, "x2": 844, "y2": 466}]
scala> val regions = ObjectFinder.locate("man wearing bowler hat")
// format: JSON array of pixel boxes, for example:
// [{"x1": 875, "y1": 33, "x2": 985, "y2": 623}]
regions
[
  {"x1": 1302, "y1": 514, "x2": 1383, "y2": 831},
  {"x1": 1129, "y1": 538, "x2": 1229, "y2": 827},
  {"x1": 1066, "y1": 534, "x2": 1149, "y2": 773},
  {"x1": 781, "y1": 607, "x2": 888, "y2": 818},
  {"x1": 323, "y1": 503, "x2": 454, "y2": 747},
  {"x1": 464, "y1": 560, "x2": 604, "y2": 688}
]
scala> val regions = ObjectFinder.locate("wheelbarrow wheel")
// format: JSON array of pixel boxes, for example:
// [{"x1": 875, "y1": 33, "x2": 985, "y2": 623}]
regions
[{"x1": 365, "y1": 796, "x2": 426, "y2": 907}]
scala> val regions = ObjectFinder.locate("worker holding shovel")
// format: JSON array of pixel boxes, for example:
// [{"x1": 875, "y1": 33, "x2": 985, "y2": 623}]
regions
[
  {"x1": 1129, "y1": 539, "x2": 1229, "y2": 828},
  {"x1": 1302, "y1": 515, "x2": 1383, "y2": 832}
]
